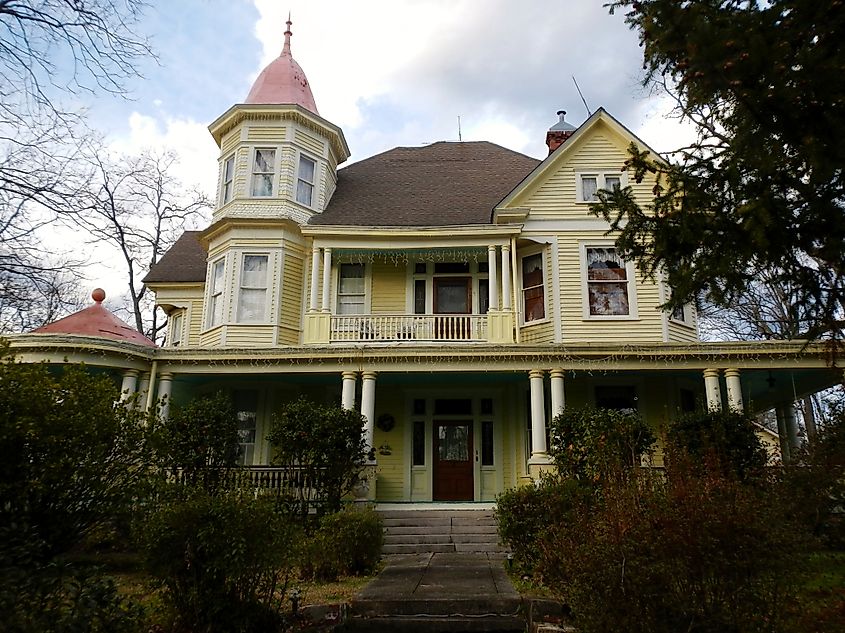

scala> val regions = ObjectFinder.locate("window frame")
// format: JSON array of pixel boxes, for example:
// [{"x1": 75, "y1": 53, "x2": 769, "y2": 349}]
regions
[
  {"x1": 576, "y1": 171, "x2": 626, "y2": 203},
  {"x1": 580, "y1": 242, "x2": 639, "y2": 320},
  {"x1": 221, "y1": 154, "x2": 235, "y2": 205},
  {"x1": 519, "y1": 249, "x2": 548, "y2": 325},
  {"x1": 169, "y1": 311, "x2": 184, "y2": 347},
  {"x1": 236, "y1": 253, "x2": 270, "y2": 323},
  {"x1": 207, "y1": 258, "x2": 227, "y2": 328},
  {"x1": 335, "y1": 262, "x2": 370, "y2": 315},
  {"x1": 250, "y1": 147, "x2": 277, "y2": 198},
  {"x1": 295, "y1": 152, "x2": 317, "y2": 208}
]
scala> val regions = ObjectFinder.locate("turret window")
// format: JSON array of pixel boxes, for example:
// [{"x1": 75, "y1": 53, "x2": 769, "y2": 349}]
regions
[
  {"x1": 237, "y1": 254, "x2": 269, "y2": 322},
  {"x1": 296, "y1": 154, "x2": 316, "y2": 206},
  {"x1": 251, "y1": 148, "x2": 276, "y2": 197},
  {"x1": 221, "y1": 154, "x2": 235, "y2": 204}
]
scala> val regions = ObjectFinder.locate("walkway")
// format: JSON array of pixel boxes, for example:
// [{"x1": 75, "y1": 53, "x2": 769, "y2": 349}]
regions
[{"x1": 345, "y1": 552, "x2": 523, "y2": 632}]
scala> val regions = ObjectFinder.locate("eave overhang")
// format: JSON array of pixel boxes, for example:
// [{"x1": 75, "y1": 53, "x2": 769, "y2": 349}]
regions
[
  {"x1": 208, "y1": 103, "x2": 350, "y2": 164},
  {"x1": 300, "y1": 224, "x2": 522, "y2": 249}
]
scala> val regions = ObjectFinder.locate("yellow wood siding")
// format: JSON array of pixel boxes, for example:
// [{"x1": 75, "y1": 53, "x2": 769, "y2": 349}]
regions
[
  {"x1": 199, "y1": 326, "x2": 223, "y2": 347},
  {"x1": 371, "y1": 263, "x2": 406, "y2": 313},
  {"x1": 668, "y1": 320, "x2": 699, "y2": 343},
  {"x1": 224, "y1": 325, "x2": 275, "y2": 347},
  {"x1": 188, "y1": 298, "x2": 204, "y2": 346},
  {"x1": 521, "y1": 321, "x2": 554, "y2": 344},
  {"x1": 220, "y1": 129, "x2": 240, "y2": 156},
  {"x1": 294, "y1": 129, "x2": 325, "y2": 156},
  {"x1": 279, "y1": 247, "x2": 304, "y2": 345},
  {"x1": 246, "y1": 126, "x2": 286, "y2": 143},
  {"x1": 373, "y1": 389, "x2": 405, "y2": 501}
]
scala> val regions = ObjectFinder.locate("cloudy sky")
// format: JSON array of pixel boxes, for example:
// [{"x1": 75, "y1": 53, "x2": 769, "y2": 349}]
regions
[
  {"x1": 94, "y1": 0, "x2": 692, "y2": 196},
  {"x1": 65, "y1": 0, "x2": 694, "y2": 300}
]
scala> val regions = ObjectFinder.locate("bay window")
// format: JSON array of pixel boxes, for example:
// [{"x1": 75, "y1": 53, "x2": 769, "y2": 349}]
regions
[
  {"x1": 237, "y1": 254, "x2": 269, "y2": 322},
  {"x1": 208, "y1": 259, "x2": 226, "y2": 327},
  {"x1": 221, "y1": 154, "x2": 235, "y2": 204},
  {"x1": 296, "y1": 154, "x2": 316, "y2": 206}
]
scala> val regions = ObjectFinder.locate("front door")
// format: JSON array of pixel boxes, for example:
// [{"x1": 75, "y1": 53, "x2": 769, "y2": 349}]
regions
[{"x1": 433, "y1": 421, "x2": 474, "y2": 501}]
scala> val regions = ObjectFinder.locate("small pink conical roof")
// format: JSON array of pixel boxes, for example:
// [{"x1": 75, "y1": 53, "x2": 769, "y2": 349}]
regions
[
  {"x1": 32, "y1": 288, "x2": 157, "y2": 347},
  {"x1": 245, "y1": 16, "x2": 319, "y2": 114}
]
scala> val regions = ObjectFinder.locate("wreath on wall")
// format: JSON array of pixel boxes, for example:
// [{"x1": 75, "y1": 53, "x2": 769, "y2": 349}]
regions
[{"x1": 376, "y1": 413, "x2": 395, "y2": 432}]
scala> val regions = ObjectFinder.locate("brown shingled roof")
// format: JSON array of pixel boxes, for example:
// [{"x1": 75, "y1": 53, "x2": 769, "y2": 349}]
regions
[
  {"x1": 311, "y1": 141, "x2": 540, "y2": 226},
  {"x1": 143, "y1": 231, "x2": 207, "y2": 283}
]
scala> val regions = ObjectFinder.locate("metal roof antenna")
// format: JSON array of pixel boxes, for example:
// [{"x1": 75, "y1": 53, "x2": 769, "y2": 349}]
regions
[{"x1": 572, "y1": 75, "x2": 592, "y2": 117}]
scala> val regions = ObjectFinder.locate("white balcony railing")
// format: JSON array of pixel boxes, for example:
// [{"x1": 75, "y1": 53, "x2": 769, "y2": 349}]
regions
[{"x1": 330, "y1": 314, "x2": 488, "y2": 343}]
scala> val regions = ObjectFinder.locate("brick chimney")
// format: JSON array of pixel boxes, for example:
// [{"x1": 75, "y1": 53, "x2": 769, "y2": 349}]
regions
[{"x1": 546, "y1": 110, "x2": 576, "y2": 154}]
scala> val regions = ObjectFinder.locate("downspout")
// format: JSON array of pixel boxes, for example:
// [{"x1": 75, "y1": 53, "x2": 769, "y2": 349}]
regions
[{"x1": 145, "y1": 360, "x2": 159, "y2": 413}]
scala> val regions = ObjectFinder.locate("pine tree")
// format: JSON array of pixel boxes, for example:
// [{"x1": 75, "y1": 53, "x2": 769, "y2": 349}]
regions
[{"x1": 596, "y1": 1, "x2": 845, "y2": 339}]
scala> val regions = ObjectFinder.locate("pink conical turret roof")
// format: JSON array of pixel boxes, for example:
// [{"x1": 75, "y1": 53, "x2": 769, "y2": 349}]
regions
[
  {"x1": 245, "y1": 16, "x2": 319, "y2": 114},
  {"x1": 32, "y1": 288, "x2": 157, "y2": 347}
]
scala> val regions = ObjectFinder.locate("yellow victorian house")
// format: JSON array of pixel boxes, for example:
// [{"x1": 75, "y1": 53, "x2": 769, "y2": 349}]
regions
[{"x1": 12, "y1": 22, "x2": 840, "y2": 503}]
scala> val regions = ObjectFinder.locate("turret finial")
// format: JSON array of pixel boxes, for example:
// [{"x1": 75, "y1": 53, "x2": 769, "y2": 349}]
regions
[{"x1": 283, "y1": 12, "x2": 292, "y2": 55}]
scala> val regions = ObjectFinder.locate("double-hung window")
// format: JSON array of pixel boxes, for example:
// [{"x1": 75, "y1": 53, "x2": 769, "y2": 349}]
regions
[
  {"x1": 221, "y1": 154, "x2": 235, "y2": 204},
  {"x1": 170, "y1": 312, "x2": 184, "y2": 347},
  {"x1": 208, "y1": 259, "x2": 226, "y2": 327},
  {"x1": 251, "y1": 148, "x2": 276, "y2": 197},
  {"x1": 521, "y1": 253, "x2": 545, "y2": 322},
  {"x1": 337, "y1": 263, "x2": 365, "y2": 314},
  {"x1": 234, "y1": 390, "x2": 258, "y2": 465},
  {"x1": 237, "y1": 254, "x2": 269, "y2": 322},
  {"x1": 579, "y1": 173, "x2": 622, "y2": 202},
  {"x1": 296, "y1": 155, "x2": 316, "y2": 206},
  {"x1": 586, "y1": 246, "x2": 632, "y2": 316}
]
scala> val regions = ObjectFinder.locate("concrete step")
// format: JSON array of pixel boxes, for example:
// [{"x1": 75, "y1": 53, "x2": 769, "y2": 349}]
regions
[
  {"x1": 385, "y1": 525, "x2": 456, "y2": 536},
  {"x1": 383, "y1": 543, "x2": 456, "y2": 555},
  {"x1": 455, "y1": 542, "x2": 508, "y2": 553},
  {"x1": 451, "y1": 533, "x2": 501, "y2": 544},
  {"x1": 451, "y1": 524, "x2": 498, "y2": 534},
  {"x1": 378, "y1": 510, "x2": 494, "y2": 520},
  {"x1": 382, "y1": 517, "x2": 452, "y2": 528},
  {"x1": 342, "y1": 614, "x2": 525, "y2": 632},
  {"x1": 384, "y1": 533, "x2": 452, "y2": 545},
  {"x1": 351, "y1": 597, "x2": 522, "y2": 618}
]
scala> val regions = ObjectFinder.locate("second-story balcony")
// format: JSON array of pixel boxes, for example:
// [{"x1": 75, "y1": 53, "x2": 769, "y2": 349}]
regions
[{"x1": 330, "y1": 313, "x2": 489, "y2": 343}]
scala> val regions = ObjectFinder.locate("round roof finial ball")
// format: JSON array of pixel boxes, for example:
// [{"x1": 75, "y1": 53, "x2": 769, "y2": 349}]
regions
[{"x1": 91, "y1": 288, "x2": 106, "y2": 303}]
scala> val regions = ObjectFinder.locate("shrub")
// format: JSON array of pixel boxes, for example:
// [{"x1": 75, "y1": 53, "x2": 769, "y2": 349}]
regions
[
  {"x1": 267, "y1": 397, "x2": 369, "y2": 518},
  {"x1": 549, "y1": 407, "x2": 656, "y2": 483},
  {"x1": 0, "y1": 360, "x2": 154, "y2": 559},
  {"x1": 155, "y1": 391, "x2": 242, "y2": 492},
  {"x1": 495, "y1": 476, "x2": 591, "y2": 574},
  {"x1": 537, "y1": 464, "x2": 808, "y2": 633},
  {"x1": 141, "y1": 490, "x2": 301, "y2": 633},
  {"x1": 666, "y1": 408, "x2": 767, "y2": 479},
  {"x1": 782, "y1": 417, "x2": 845, "y2": 547},
  {"x1": 0, "y1": 531, "x2": 144, "y2": 633},
  {"x1": 301, "y1": 507, "x2": 383, "y2": 581}
]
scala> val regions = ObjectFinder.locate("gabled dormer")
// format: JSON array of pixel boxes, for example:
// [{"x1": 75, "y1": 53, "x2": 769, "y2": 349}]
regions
[{"x1": 207, "y1": 18, "x2": 350, "y2": 226}]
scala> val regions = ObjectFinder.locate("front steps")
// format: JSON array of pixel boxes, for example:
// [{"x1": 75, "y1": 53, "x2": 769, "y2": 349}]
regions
[{"x1": 379, "y1": 508, "x2": 505, "y2": 555}]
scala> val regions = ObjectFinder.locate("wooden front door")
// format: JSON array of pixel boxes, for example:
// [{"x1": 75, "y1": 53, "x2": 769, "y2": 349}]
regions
[{"x1": 433, "y1": 421, "x2": 474, "y2": 501}]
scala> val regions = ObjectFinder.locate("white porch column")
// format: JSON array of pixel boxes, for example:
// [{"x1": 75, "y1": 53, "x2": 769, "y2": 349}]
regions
[
  {"x1": 341, "y1": 371, "x2": 357, "y2": 410},
  {"x1": 724, "y1": 368, "x2": 744, "y2": 412},
  {"x1": 119, "y1": 370, "x2": 139, "y2": 404},
  {"x1": 321, "y1": 247, "x2": 332, "y2": 313},
  {"x1": 309, "y1": 246, "x2": 320, "y2": 311},
  {"x1": 137, "y1": 372, "x2": 151, "y2": 411},
  {"x1": 528, "y1": 369, "x2": 548, "y2": 460},
  {"x1": 360, "y1": 371, "x2": 377, "y2": 460},
  {"x1": 487, "y1": 245, "x2": 499, "y2": 311},
  {"x1": 501, "y1": 244, "x2": 512, "y2": 310},
  {"x1": 703, "y1": 368, "x2": 723, "y2": 411},
  {"x1": 775, "y1": 404, "x2": 792, "y2": 463},
  {"x1": 550, "y1": 369, "x2": 565, "y2": 419},
  {"x1": 157, "y1": 372, "x2": 173, "y2": 419}
]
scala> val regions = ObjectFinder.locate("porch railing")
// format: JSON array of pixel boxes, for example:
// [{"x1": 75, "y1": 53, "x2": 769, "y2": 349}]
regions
[{"x1": 330, "y1": 314, "x2": 488, "y2": 343}]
